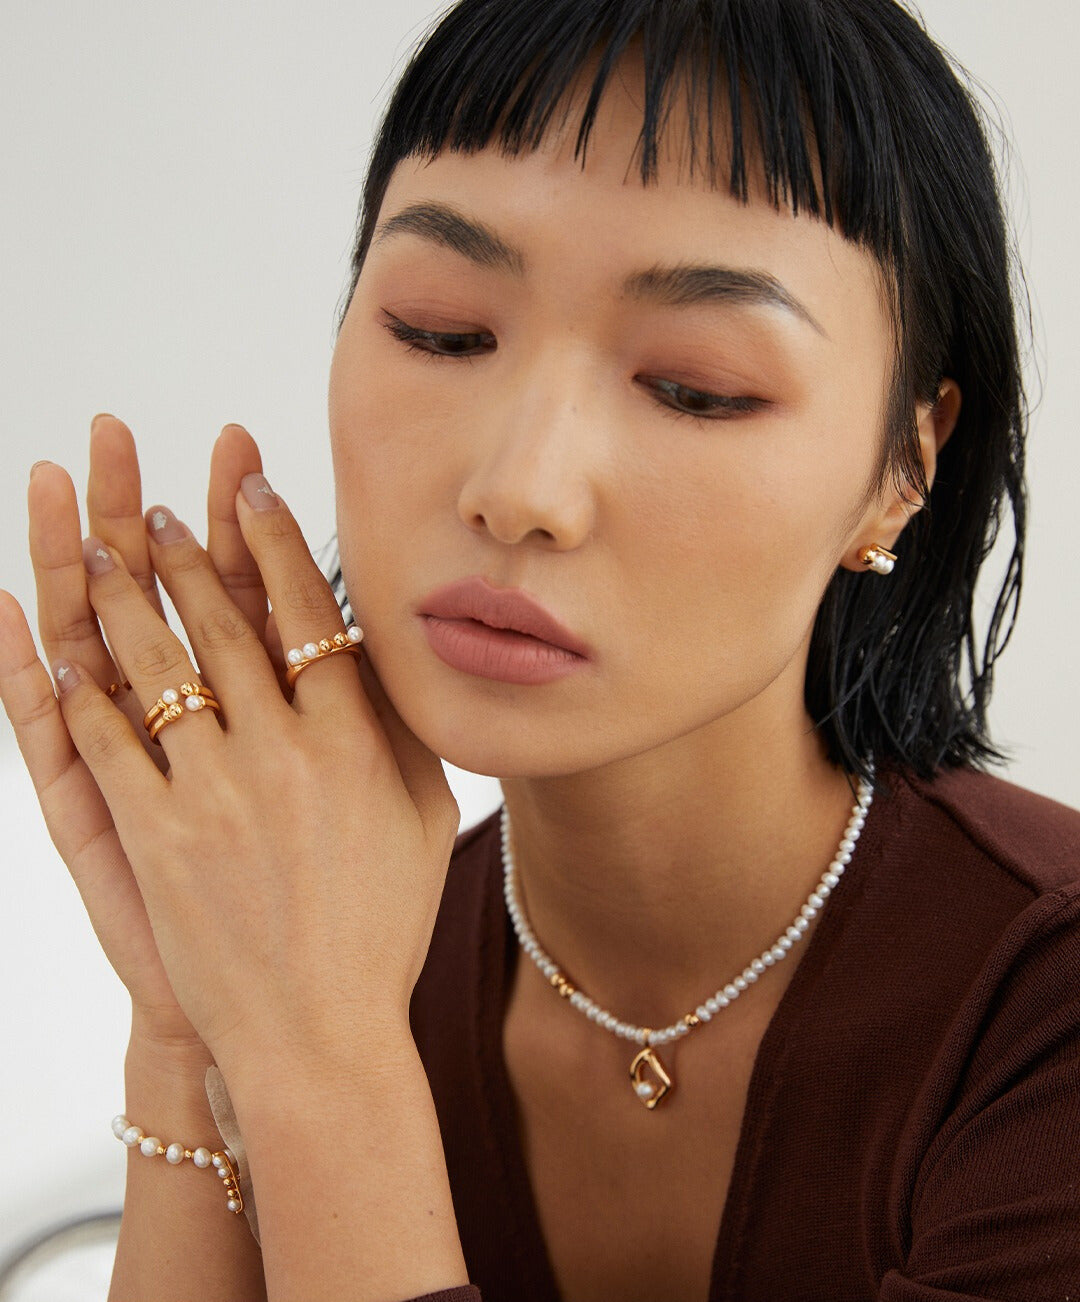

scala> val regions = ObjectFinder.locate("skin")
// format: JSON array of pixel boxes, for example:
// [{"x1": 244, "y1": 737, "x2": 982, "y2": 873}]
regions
[
  {"x1": 328, "y1": 62, "x2": 960, "y2": 1049},
  {"x1": 0, "y1": 48, "x2": 962, "y2": 1300}
]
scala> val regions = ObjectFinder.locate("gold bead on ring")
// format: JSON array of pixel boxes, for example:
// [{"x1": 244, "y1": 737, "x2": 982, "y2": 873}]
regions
[
  {"x1": 285, "y1": 625, "x2": 364, "y2": 687},
  {"x1": 143, "y1": 683, "x2": 221, "y2": 744}
]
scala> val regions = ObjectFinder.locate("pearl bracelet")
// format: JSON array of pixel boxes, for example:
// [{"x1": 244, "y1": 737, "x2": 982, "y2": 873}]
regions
[{"x1": 112, "y1": 1114, "x2": 244, "y2": 1214}]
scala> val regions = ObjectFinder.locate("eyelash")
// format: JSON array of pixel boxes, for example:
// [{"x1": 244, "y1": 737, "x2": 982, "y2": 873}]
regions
[{"x1": 380, "y1": 314, "x2": 765, "y2": 422}]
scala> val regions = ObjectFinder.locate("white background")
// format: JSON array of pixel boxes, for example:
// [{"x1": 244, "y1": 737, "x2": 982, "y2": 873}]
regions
[{"x1": 1, "y1": 0, "x2": 1077, "y2": 1264}]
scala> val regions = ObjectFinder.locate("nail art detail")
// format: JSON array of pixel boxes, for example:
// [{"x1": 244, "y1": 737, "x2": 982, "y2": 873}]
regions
[
  {"x1": 241, "y1": 473, "x2": 279, "y2": 510},
  {"x1": 147, "y1": 505, "x2": 189, "y2": 544},
  {"x1": 53, "y1": 660, "x2": 79, "y2": 694},
  {"x1": 83, "y1": 538, "x2": 115, "y2": 574}
]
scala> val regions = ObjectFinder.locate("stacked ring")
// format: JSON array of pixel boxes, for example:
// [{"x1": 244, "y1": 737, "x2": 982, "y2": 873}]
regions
[
  {"x1": 285, "y1": 625, "x2": 364, "y2": 688},
  {"x1": 143, "y1": 682, "x2": 221, "y2": 744}
]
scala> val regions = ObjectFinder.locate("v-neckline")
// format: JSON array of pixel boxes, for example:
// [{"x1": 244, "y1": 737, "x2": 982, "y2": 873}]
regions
[{"x1": 473, "y1": 775, "x2": 894, "y2": 1302}]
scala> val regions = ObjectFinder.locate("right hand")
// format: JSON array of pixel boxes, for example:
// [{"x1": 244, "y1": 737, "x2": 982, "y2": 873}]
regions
[{"x1": 0, "y1": 416, "x2": 283, "y2": 1049}]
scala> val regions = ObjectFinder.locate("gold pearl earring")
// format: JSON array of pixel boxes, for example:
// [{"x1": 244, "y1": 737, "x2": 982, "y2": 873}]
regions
[{"x1": 859, "y1": 544, "x2": 897, "y2": 576}]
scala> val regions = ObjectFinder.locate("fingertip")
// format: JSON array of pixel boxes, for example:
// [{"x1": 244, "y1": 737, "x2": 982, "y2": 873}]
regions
[{"x1": 51, "y1": 658, "x2": 82, "y2": 696}]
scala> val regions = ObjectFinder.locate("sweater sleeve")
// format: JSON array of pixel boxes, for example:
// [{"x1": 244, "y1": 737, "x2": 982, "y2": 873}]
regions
[
  {"x1": 878, "y1": 886, "x2": 1080, "y2": 1301},
  {"x1": 402, "y1": 1291, "x2": 482, "y2": 1301}
]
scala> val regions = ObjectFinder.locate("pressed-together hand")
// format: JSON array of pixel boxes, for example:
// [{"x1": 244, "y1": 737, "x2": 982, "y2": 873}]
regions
[{"x1": 0, "y1": 415, "x2": 460, "y2": 1087}]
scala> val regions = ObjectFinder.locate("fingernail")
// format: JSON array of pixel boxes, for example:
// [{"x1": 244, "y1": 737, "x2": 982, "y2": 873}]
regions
[
  {"x1": 52, "y1": 659, "x2": 80, "y2": 695},
  {"x1": 30, "y1": 460, "x2": 52, "y2": 478},
  {"x1": 91, "y1": 413, "x2": 115, "y2": 432},
  {"x1": 83, "y1": 537, "x2": 115, "y2": 574},
  {"x1": 146, "y1": 505, "x2": 190, "y2": 544},
  {"x1": 241, "y1": 472, "x2": 279, "y2": 510}
]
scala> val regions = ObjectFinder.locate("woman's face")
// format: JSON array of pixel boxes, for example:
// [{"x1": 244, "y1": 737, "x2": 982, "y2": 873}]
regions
[{"x1": 327, "y1": 73, "x2": 899, "y2": 779}]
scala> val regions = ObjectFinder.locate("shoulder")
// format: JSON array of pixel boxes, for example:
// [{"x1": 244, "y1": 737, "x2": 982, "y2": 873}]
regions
[{"x1": 887, "y1": 764, "x2": 1080, "y2": 897}]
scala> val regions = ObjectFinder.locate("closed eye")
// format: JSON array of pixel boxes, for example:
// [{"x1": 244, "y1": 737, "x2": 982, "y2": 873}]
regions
[
  {"x1": 640, "y1": 377, "x2": 766, "y2": 421},
  {"x1": 380, "y1": 312, "x2": 767, "y2": 421},
  {"x1": 381, "y1": 313, "x2": 495, "y2": 359}
]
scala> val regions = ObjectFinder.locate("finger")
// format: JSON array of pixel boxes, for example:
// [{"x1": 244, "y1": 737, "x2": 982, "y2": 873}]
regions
[
  {"x1": 235, "y1": 480, "x2": 453, "y2": 827},
  {"x1": 353, "y1": 623, "x2": 459, "y2": 836},
  {"x1": 46, "y1": 653, "x2": 167, "y2": 842},
  {"x1": 31, "y1": 461, "x2": 123, "y2": 693},
  {"x1": 0, "y1": 592, "x2": 158, "y2": 952},
  {"x1": 206, "y1": 424, "x2": 270, "y2": 643},
  {"x1": 30, "y1": 457, "x2": 169, "y2": 776},
  {"x1": 264, "y1": 608, "x2": 288, "y2": 685},
  {"x1": 144, "y1": 504, "x2": 282, "y2": 725},
  {"x1": 233, "y1": 472, "x2": 365, "y2": 715},
  {"x1": 86, "y1": 414, "x2": 168, "y2": 622},
  {"x1": 82, "y1": 538, "x2": 228, "y2": 759}
]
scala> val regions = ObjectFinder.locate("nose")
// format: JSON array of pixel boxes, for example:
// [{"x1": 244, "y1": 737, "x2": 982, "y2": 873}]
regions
[{"x1": 456, "y1": 352, "x2": 602, "y2": 550}]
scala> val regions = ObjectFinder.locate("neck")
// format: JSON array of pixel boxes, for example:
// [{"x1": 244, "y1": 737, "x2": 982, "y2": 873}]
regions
[{"x1": 498, "y1": 686, "x2": 862, "y2": 1033}]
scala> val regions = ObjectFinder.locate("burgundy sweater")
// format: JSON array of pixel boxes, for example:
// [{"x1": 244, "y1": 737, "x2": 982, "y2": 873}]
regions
[{"x1": 403, "y1": 765, "x2": 1080, "y2": 1301}]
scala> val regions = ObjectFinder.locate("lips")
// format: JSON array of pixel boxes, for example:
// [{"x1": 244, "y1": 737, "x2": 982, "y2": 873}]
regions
[{"x1": 416, "y1": 576, "x2": 592, "y2": 659}]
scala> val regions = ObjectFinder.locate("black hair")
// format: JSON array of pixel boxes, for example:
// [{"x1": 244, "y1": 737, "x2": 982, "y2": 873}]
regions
[{"x1": 328, "y1": 0, "x2": 1028, "y2": 786}]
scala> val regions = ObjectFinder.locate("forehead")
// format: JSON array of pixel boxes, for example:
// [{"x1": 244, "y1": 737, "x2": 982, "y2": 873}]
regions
[{"x1": 376, "y1": 67, "x2": 891, "y2": 350}]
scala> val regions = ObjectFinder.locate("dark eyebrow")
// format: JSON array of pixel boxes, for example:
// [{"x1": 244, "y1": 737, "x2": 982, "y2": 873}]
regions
[
  {"x1": 372, "y1": 202, "x2": 525, "y2": 277},
  {"x1": 372, "y1": 201, "x2": 824, "y2": 336},
  {"x1": 624, "y1": 265, "x2": 827, "y2": 336}
]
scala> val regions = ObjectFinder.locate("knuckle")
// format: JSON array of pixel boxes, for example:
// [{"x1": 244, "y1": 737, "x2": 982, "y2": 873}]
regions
[
  {"x1": 13, "y1": 689, "x2": 58, "y2": 729},
  {"x1": 79, "y1": 713, "x2": 131, "y2": 766},
  {"x1": 195, "y1": 605, "x2": 255, "y2": 652},
  {"x1": 43, "y1": 610, "x2": 101, "y2": 648},
  {"x1": 279, "y1": 571, "x2": 334, "y2": 619},
  {"x1": 131, "y1": 635, "x2": 189, "y2": 680},
  {"x1": 217, "y1": 567, "x2": 264, "y2": 594},
  {"x1": 256, "y1": 509, "x2": 297, "y2": 544},
  {"x1": 159, "y1": 542, "x2": 208, "y2": 578}
]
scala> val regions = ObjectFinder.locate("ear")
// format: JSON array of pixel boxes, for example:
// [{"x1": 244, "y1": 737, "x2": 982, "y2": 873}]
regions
[{"x1": 840, "y1": 378, "x2": 962, "y2": 573}]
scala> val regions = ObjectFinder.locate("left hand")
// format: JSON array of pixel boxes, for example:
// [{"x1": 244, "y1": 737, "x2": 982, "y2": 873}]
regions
[{"x1": 45, "y1": 424, "x2": 460, "y2": 1080}]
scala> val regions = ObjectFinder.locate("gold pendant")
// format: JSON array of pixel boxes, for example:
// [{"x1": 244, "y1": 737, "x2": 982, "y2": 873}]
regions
[{"x1": 629, "y1": 1031, "x2": 673, "y2": 1109}]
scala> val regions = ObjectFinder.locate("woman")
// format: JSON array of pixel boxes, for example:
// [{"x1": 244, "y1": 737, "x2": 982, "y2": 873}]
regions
[{"x1": 0, "y1": 0, "x2": 1077, "y2": 1298}]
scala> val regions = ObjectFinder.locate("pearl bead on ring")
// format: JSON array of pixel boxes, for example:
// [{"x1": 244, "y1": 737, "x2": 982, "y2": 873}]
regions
[
  {"x1": 285, "y1": 625, "x2": 364, "y2": 687},
  {"x1": 143, "y1": 682, "x2": 221, "y2": 744}
]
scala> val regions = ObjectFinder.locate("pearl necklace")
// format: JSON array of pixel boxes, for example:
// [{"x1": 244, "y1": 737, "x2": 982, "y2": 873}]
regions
[{"x1": 500, "y1": 765, "x2": 875, "y2": 1110}]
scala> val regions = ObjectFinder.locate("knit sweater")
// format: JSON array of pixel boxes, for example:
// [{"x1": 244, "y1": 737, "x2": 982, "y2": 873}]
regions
[{"x1": 403, "y1": 765, "x2": 1080, "y2": 1301}]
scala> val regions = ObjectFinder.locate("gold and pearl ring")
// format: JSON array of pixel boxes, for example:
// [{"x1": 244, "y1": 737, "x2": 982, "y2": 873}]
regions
[
  {"x1": 143, "y1": 682, "x2": 220, "y2": 744},
  {"x1": 284, "y1": 625, "x2": 364, "y2": 687}
]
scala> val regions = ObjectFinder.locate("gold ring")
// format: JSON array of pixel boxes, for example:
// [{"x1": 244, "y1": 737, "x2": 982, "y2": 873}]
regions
[
  {"x1": 284, "y1": 626, "x2": 364, "y2": 688},
  {"x1": 106, "y1": 680, "x2": 132, "y2": 698},
  {"x1": 143, "y1": 683, "x2": 222, "y2": 744},
  {"x1": 143, "y1": 682, "x2": 218, "y2": 730}
]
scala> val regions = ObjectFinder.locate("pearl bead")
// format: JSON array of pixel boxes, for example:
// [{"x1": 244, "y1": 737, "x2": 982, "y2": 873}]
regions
[
  {"x1": 347, "y1": 625, "x2": 364, "y2": 643},
  {"x1": 112, "y1": 1115, "x2": 129, "y2": 1138},
  {"x1": 287, "y1": 647, "x2": 303, "y2": 665},
  {"x1": 185, "y1": 694, "x2": 205, "y2": 711},
  {"x1": 496, "y1": 767, "x2": 875, "y2": 1085},
  {"x1": 227, "y1": 1199, "x2": 241, "y2": 1212},
  {"x1": 193, "y1": 1148, "x2": 212, "y2": 1168},
  {"x1": 140, "y1": 1137, "x2": 160, "y2": 1157},
  {"x1": 122, "y1": 1126, "x2": 143, "y2": 1146},
  {"x1": 302, "y1": 642, "x2": 320, "y2": 660},
  {"x1": 161, "y1": 688, "x2": 179, "y2": 705},
  {"x1": 165, "y1": 1143, "x2": 185, "y2": 1164}
]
